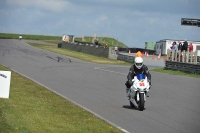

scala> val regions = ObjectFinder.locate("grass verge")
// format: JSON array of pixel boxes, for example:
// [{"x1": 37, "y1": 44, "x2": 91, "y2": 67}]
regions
[
  {"x1": 0, "y1": 33, "x2": 61, "y2": 40},
  {"x1": 152, "y1": 68, "x2": 200, "y2": 78},
  {"x1": 0, "y1": 65, "x2": 123, "y2": 133},
  {"x1": 29, "y1": 43, "x2": 131, "y2": 65}
]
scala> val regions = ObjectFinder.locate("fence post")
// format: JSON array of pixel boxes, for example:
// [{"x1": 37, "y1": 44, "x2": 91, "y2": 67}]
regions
[
  {"x1": 186, "y1": 50, "x2": 189, "y2": 63},
  {"x1": 175, "y1": 50, "x2": 178, "y2": 61},
  {"x1": 172, "y1": 50, "x2": 175, "y2": 61},
  {"x1": 178, "y1": 50, "x2": 181, "y2": 62},
  {"x1": 182, "y1": 51, "x2": 185, "y2": 63},
  {"x1": 195, "y1": 51, "x2": 198, "y2": 64},
  {"x1": 167, "y1": 49, "x2": 170, "y2": 61}
]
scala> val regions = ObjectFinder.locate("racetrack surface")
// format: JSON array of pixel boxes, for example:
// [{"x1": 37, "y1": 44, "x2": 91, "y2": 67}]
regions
[{"x1": 1, "y1": 39, "x2": 200, "y2": 133}]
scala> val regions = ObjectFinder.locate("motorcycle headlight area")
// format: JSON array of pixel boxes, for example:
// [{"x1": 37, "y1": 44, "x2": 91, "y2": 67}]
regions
[{"x1": 138, "y1": 88, "x2": 147, "y2": 92}]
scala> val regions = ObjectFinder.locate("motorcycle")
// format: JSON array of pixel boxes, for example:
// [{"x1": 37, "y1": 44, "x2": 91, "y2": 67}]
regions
[
  {"x1": 127, "y1": 74, "x2": 150, "y2": 111},
  {"x1": 18, "y1": 35, "x2": 22, "y2": 40}
]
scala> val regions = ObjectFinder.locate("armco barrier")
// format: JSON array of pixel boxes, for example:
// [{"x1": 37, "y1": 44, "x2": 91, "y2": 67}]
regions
[
  {"x1": 60, "y1": 42, "x2": 135, "y2": 62},
  {"x1": 165, "y1": 61, "x2": 200, "y2": 74},
  {"x1": 117, "y1": 54, "x2": 135, "y2": 63},
  {"x1": 61, "y1": 42, "x2": 109, "y2": 58}
]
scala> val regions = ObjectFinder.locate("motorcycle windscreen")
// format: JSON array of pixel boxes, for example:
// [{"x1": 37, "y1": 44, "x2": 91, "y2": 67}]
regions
[{"x1": 136, "y1": 74, "x2": 146, "y2": 80}]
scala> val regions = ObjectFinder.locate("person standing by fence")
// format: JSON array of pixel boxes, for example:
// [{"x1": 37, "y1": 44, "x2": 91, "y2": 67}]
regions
[
  {"x1": 172, "y1": 42, "x2": 178, "y2": 51},
  {"x1": 170, "y1": 43, "x2": 174, "y2": 49},
  {"x1": 182, "y1": 39, "x2": 188, "y2": 51},
  {"x1": 178, "y1": 40, "x2": 183, "y2": 51},
  {"x1": 189, "y1": 43, "x2": 193, "y2": 52}
]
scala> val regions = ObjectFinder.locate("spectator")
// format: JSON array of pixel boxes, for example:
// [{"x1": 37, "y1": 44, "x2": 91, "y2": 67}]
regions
[
  {"x1": 95, "y1": 40, "x2": 98, "y2": 46},
  {"x1": 178, "y1": 40, "x2": 183, "y2": 51},
  {"x1": 170, "y1": 42, "x2": 174, "y2": 49},
  {"x1": 172, "y1": 42, "x2": 178, "y2": 51},
  {"x1": 104, "y1": 43, "x2": 108, "y2": 48},
  {"x1": 189, "y1": 43, "x2": 193, "y2": 52},
  {"x1": 182, "y1": 39, "x2": 188, "y2": 51}
]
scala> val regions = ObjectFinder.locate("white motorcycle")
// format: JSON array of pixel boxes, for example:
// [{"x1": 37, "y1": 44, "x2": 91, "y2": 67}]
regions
[{"x1": 127, "y1": 74, "x2": 150, "y2": 111}]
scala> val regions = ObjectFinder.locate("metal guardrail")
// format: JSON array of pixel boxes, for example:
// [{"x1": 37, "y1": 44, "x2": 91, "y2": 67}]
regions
[
  {"x1": 165, "y1": 61, "x2": 200, "y2": 74},
  {"x1": 117, "y1": 54, "x2": 135, "y2": 63}
]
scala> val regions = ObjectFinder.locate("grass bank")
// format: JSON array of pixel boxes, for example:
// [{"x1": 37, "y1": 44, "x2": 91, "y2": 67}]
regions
[
  {"x1": 0, "y1": 33, "x2": 128, "y2": 48},
  {"x1": 0, "y1": 65, "x2": 123, "y2": 133},
  {"x1": 29, "y1": 43, "x2": 131, "y2": 65},
  {"x1": 0, "y1": 33, "x2": 61, "y2": 40},
  {"x1": 152, "y1": 68, "x2": 200, "y2": 78}
]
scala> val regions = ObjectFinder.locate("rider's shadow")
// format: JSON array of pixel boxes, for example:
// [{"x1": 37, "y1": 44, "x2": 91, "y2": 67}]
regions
[{"x1": 122, "y1": 105, "x2": 146, "y2": 111}]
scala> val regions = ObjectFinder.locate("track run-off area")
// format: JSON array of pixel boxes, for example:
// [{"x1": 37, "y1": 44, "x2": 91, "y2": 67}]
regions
[{"x1": 0, "y1": 39, "x2": 200, "y2": 133}]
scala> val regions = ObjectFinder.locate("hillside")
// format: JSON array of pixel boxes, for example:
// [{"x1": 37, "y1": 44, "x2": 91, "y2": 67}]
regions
[
  {"x1": 0, "y1": 33, "x2": 61, "y2": 40},
  {"x1": 0, "y1": 33, "x2": 128, "y2": 48},
  {"x1": 75, "y1": 36, "x2": 128, "y2": 48}
]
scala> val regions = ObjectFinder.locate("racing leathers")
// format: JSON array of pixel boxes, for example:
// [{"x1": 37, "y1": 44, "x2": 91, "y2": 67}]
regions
[{"x1": 125, "y1": 64, "x2": 151, "y2": 89}]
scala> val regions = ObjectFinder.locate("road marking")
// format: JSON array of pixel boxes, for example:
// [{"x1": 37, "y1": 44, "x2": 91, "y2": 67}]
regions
[{"x1": 95, "y1": 66, "x2": 127, "y2": 75}]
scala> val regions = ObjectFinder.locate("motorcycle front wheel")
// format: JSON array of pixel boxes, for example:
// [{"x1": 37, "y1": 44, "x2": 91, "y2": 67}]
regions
[{"x1": 139, "y1": 93, "x2": 145, "y2": 111}]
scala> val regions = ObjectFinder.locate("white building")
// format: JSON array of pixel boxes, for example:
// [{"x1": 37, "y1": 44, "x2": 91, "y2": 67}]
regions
[{"x1": 154, "y1": 39, "x2": 200, "y2": 55}]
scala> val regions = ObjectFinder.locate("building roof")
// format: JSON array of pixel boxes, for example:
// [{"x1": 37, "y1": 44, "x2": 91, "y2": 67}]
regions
[
  {"x1": 157, "y1": 39, "x2": 200, "y2": 43},
  {"x1": 68, "y1": 35, "x2": 75, "y2": 37}
]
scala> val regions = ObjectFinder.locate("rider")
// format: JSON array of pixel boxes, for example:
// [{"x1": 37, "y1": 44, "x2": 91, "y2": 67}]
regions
[{"x1": 125, "y1": 57, "x2": 151, "y2": 97}]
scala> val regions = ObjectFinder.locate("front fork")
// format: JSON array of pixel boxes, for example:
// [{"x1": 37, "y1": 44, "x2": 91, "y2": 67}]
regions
[
  {"x1": 130, "y1": 90, "x2": 146, "y2": 101},
  {"x1": 136, "y1": 92, "x2": 146, "y2": 102},
  {"x1": 129, "y1": 91, "x2": 146, "y2": 108}
]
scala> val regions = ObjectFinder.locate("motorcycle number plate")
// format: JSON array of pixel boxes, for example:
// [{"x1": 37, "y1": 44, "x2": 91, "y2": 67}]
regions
[{"x1": 139, "y1": 82, "x2": 145, "y2": 86}]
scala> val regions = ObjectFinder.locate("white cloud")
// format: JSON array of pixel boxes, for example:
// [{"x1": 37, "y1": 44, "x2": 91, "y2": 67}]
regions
[
  {"x1": 94, "y1": 15, "x2": 109, "y2": 26},
  {"x1": 1, "y1": 0, "x2": 199, "y2": 47},
  {"x1": 146, "y1": 17, "x2": 158, "y2": 24},
  {"x1": 132, "y1": 11, "x2": 146, "y2": 17},
  {"x1": 6, "y1": 0, "x2": 70, "y2": 12}
]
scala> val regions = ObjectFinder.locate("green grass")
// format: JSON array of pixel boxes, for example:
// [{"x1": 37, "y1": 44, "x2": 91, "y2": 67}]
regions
[
  {"x1": 0, "y1": 33, "x2": 61, "y2": 40},
  {"x1": 152, "y1": 68, "x2": 200, "y2": 78},
  {"x1": 76, "y1": 36, "x2": 128, "y2": 48},
  {"x1": 29, "y1": 43, "x2": 131, "y2": 65},
  {"x1": 0, "y1": 65, "x2": 123, "y2": 133},
  {"x1": 0, "y1": 33, "x2": 128, "y2": 48},
  {"x1": 42, "y1": 40, "x2": 62, "y2": 44}
]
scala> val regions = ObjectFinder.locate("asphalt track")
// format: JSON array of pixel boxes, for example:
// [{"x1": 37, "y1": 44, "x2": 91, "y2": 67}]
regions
[{"x1": 0, "y1": 39, "x2": 200, "y2": 133}]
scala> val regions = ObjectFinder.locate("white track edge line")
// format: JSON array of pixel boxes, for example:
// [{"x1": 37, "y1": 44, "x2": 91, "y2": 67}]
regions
[{"x1": 2, "y1": 64, "x2": 130, "y2": 133}]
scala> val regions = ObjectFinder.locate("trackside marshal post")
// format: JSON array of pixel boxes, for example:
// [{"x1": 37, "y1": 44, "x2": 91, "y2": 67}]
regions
[{"x1": 0, "y1": 71, "x2": 11, "y2": 98}]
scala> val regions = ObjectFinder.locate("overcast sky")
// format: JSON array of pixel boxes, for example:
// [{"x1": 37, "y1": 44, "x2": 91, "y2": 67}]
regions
[{"x1": 0, "y1": 0, "x2": 200, "y2": 47}]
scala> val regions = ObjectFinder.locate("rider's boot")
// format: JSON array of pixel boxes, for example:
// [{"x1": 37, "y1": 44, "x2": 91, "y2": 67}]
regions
[
  {"x1": 146, "y1": 92, "x2": 149, "y2": 97},
  {"x1": 126, "y1": 88, "x2": 131, "y2": 100},
  {"x1": 146, "y1": 85, "x2": 151, "y2": 97}
]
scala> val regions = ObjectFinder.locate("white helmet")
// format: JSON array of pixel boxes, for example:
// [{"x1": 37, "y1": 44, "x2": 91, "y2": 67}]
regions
[{"x1": 134, "y1": 57, "x2": 143, "y2": 69}]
